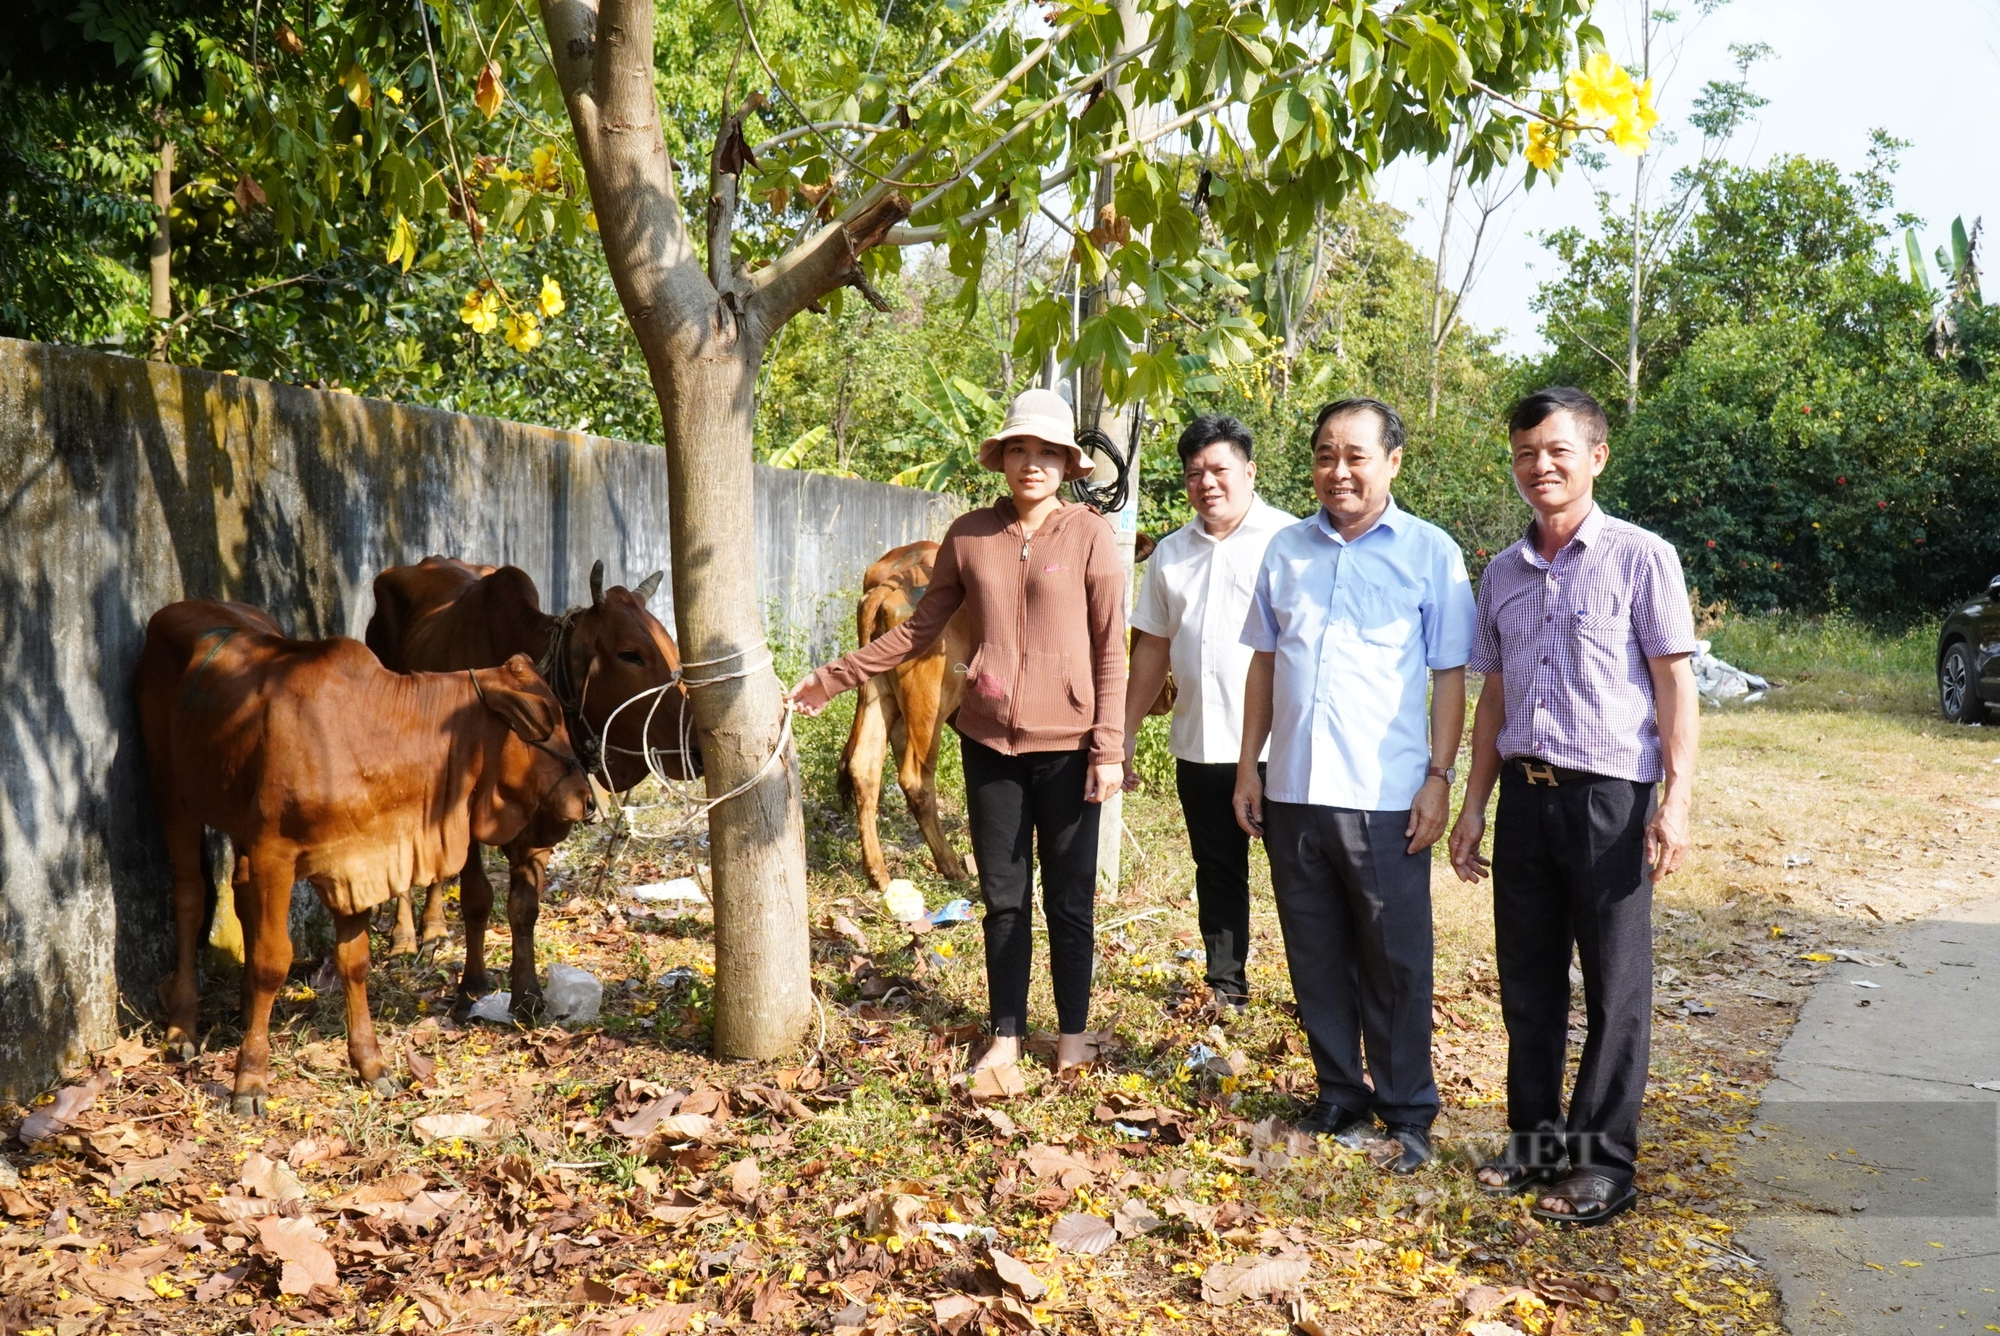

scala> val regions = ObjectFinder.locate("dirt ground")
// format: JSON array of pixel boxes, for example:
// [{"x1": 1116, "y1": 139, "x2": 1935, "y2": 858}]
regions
[{"x1": 4, "y1": 685, "x2": 1996, "y2": 1336}]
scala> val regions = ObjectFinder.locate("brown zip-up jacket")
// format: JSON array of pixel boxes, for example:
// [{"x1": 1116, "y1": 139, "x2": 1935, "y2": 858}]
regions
[{"x1": 812, "y1": 499, "x2": 1127, "y2": 764}]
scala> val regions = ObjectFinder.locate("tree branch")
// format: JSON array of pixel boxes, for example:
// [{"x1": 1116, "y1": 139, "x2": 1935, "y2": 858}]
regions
[
  {"x1": 708, "y1": 93, "x2": 764, "y2": 298},
  {"x1": 883, "y1": 163, "x2": 1079, "y2": 245},
  {"x1": 746, "y1": 191, "x2": 910, "y2": 337}
]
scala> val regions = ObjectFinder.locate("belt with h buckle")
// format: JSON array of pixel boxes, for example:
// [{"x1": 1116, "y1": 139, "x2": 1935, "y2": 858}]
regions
[{"x1": 1511, "y1": 758, "x2": 1608, "y2": 787}]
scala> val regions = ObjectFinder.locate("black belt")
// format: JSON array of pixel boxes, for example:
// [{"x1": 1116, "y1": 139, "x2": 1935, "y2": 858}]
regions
[{"x1": 1507, "y1": 758, "x2": 1617, "y2": 787}]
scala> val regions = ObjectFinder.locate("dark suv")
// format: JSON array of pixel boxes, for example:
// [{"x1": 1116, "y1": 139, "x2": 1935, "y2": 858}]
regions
[{"x1": 1939, "y1": 573, "x2": 2000, "y2": 723}]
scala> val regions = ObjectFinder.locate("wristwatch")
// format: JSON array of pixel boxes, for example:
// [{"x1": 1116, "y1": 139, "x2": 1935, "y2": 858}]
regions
[{"x1": 1426, "y1": 764, "x2": 1456, "y2": 785}]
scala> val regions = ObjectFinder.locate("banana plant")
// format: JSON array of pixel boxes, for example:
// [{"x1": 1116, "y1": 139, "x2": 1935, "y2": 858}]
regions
[{"x1": 888, "y1": 359, "x2": 1000, "y2": 491}]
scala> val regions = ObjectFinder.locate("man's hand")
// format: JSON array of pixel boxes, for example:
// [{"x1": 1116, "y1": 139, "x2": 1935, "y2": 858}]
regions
[
  {"x1": 1646, "y1": 796, "x2": 1691, "y2": 879},
  {"x1": 1085, "y1": 762, "x2": 1126, "y2": 804},
  {"x1": 785, "y1": 670, "x2": 831, "y2": 717},
  {"x1": 1405, "y1": 775, "x2": 1450, "y2": 853},
  {"x1": 1121, "y1": 738, "x2": 1143, "y2": 792},
  {"x1": 1232, "y1": 766, "x2": 1264, "y2": 838},
  {"x1": 1447, "y1": 806, "x2": 1490, "y2": 883}
]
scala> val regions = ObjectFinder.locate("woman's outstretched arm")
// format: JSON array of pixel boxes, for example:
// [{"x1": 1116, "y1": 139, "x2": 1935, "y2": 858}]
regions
[{"x1": 787, "y1": 536, "x2": 967, "y2": 716}]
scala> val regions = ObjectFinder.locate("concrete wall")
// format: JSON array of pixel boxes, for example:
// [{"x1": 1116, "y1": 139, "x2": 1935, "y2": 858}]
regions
[{"x1": 0, "y1": 338, "x2": 958, "y2": 1098}]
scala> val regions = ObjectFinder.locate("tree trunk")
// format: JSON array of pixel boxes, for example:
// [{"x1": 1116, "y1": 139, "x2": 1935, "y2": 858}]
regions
[
  {"x1": 658, "y1": 348, "x2": 813, "y2": 1058},
  {"x1": 541, "y1": 0, "x2": 827, "y2": 1057},
  {"x1": 149, "y1": 141, "x2": 174, "y2": 359}
]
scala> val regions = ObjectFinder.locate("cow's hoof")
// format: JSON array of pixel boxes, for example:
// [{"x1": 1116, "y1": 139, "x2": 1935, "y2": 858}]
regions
[
  {"x1": 368, "y1": 1075, "x2": 400, "y2": 1099},
  {"x1": 416, "y1": 937, "x2": 445, "y2": 964},
  {"x1": 509, "y1": 990, "x2": 547, "y2": 1023},
  {"x1": 165, "y1": 1035, "x2": 198, "y2": 1063},
  {"x1": 231, "y1": 1092, "x2": 268, "y2": 1118},
  {"x1": 388, "y1": 935, "x2": 418, "y2": 958}
]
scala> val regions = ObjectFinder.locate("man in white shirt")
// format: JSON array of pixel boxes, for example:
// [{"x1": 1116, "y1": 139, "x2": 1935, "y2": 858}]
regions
[
  {"x1": 1123, "y1": 415, "x2": 1293, "y2": 1009},
  {"x1": 1236, "y1": 398, "x2": 1475, "y2": 1171}
]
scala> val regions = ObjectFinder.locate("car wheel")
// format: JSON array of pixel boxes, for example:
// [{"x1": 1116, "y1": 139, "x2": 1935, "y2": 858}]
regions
[{"x1": 1940, "y1": 640, "x2": 1981, "y2": 724}]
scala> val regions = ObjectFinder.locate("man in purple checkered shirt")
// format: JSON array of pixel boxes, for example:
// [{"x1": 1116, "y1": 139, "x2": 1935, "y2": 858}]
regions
[{"x1": 1446, "y1": 387, "x2": 1700, "y2": 1227}]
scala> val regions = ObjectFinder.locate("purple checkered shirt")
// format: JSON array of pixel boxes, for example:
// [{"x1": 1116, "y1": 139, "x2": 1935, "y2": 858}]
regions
[{"x1": 1469, "y1": 506, "x2": 1697, "y2": 783}]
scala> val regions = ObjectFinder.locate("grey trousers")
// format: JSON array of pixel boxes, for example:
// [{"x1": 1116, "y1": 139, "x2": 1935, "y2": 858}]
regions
[{"x1": 1264, "y1": 801, "x2": 1438, "y2": 1126}]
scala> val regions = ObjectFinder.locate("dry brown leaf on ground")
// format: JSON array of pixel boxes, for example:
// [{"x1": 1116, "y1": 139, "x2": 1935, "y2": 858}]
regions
[
  {"x1": 1461, "y1": 1284, "x2": 1534, "y2": 1316},
  {"x1": 98, "y1": 1034, "x2": 154, "y2": 1069},
  {"x1": 1112, "y1": 1199, "x2": 1163, "y2": 1238},
  {"x1": 987, "y1": 1247, "x2": 1047, "y2": 1302},
  {"x1": 410, "y1": 1112, "x2": 494, "y2": 1143},
  {"x1": 608, "y1": 1092, "x2": 686, "y2": 1139},
  {"x1": 965, "y1": 1063, "x2": 1025, "y2": 1102},
  {"x1": 73, "y1": 1265, "x2": 152, "y2": 1304},
  {"x1": 189, "y1": 1195, "x2": 280, "y2": 1223},
  {"x1": 239, "y1": 1152, "x2": 306, "y2": 1203},
  {"x1": 727, "y1": 1156, "x2": 761, "y2": 1202},
  {"x1": 1050, "y1": 1213, "x2": 1118, "y2": 1255},
  {"x1": 256, "y1": 1215, "x2": 337, "y2": 1295},
  {"x1": 1534, "y1": 1273, "x2": 1620, "y2": 1304},
  {"x1": 863, "y1": 1192, "x2": 927, "y2": 1240},
  {"x1": 285, "y1": 1135, "x2": 348, "y2": 1169},
  {"x1": 193, "y1": 1263, "x2": 248, "y2": 1303},
  {"x1": 1199, "y1": 1255, "x2": 1311, "y2": 1306},
  {"x1": 16, "y1": 1071, "x2": 112, "y2": 1143},
  {"x1": 135, "y1": 1211, "x2": 178, "y2": 1237},
  {"x1": 325, "y1": 1174, "x2": 426, "y2": 1211}
]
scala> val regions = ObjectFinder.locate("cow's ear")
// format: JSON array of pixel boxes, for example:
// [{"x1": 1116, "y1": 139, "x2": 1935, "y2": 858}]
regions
[
  {"x1": 634, "y1": 570, "x2": 664, "y2": 604},
  {"x1": 476, "y1": 660, "x2": 560, "y2": 743},
  {"x1": 481, "y1": 682, "x2": 560, "y2": 744},
  {"x1": 590, "y1": 559, "x2": 605, "y2": 607}
]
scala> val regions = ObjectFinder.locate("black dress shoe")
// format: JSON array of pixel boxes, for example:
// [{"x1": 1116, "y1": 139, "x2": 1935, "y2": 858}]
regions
[
  {"x1": 1296, "y1": 1101, "x2": 1373, "y2": 1144},
  {"x1": 1381, "y1": 1122, "x2": 1433, "y2": 1173}
]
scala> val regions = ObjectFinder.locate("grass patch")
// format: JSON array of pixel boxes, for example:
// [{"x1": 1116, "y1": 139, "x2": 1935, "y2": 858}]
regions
[{"x1": 1702, "y1": 610, "x2": 1937, "y2": 717}]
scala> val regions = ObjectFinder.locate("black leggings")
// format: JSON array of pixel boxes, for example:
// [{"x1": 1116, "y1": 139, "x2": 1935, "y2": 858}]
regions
[{"x1": 959, "y1": 734, "x2": 1100, "y2": 1036}]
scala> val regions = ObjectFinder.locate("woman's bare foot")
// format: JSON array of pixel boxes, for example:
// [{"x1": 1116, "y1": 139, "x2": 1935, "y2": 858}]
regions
[
  {"x1": 971, "y1": 1035, "x2": 1020, "y2": 1072},
  {"x1": 1054, "y1": 1031, "x2": 1098, "y2": 1074},
  {"x1": 1476, "y1": 1165, "x2": 1509, "y2": 1188}
]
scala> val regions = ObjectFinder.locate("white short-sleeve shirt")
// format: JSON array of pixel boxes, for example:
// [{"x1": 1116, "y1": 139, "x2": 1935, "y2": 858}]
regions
[
  {"x1": 1130, "y1": 497, "x2": 1294, "y2": 764},
  {"x1": 1240, "y1": 498, "x2": 1476, "y2": 811}
]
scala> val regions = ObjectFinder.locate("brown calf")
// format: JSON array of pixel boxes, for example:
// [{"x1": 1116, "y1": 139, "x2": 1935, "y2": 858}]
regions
[
  {"x1": 366, "y1": 556, "x2": 695, "y2": 1016},
  {"x1": 136, "y1": 600, "x2": 592, "y2": 1115}
]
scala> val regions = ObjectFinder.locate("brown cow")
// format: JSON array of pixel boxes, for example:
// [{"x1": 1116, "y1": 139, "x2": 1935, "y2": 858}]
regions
[
  {"x1": 365, "y1": 556, "x2": 696, "y2": 1016},
  {"x1": 136, "y1": 600, "x2": 593, "y2": 1115},
  {"x1": 836, "y1": 537, "x2": 1172, "y2": 890}
]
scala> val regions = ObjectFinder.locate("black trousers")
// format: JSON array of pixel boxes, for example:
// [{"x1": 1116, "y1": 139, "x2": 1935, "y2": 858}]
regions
[
  {"x1": 1174, "y1": 760, "x2": 1259, "y2": 1002},
  {"x1": 1492, "y1": 765, "x2": 1656, "y2": 1189},
  {"x1": 959, "y1": 734, "x2": 1100, "y2": 1037},
  {"x1": 1264, "y1": 801, "x2": 1438, "y2": 1126}
]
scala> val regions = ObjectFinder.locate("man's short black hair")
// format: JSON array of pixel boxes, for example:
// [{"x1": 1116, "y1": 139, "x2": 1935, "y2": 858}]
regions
[
  {"x1": 1509, "y1": 386, "x2": 1609, "y2": 445},
  {"x1": 1311, "y1": 397, "x2": 1406, "y2": 456},
  {"x1": 1176, "y1": 414, "x2": 1254, "y2": 465}
]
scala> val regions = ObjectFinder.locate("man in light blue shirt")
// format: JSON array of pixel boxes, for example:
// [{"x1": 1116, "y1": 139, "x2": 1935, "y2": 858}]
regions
[{"x1": 1235, "y1": 397, "x2": 1475, "y2": 1172}]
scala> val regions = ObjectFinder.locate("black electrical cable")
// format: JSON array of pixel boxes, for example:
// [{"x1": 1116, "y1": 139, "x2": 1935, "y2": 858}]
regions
[{"x1": 1068, "y1": 397, "x2": 1145, "y2": 516}]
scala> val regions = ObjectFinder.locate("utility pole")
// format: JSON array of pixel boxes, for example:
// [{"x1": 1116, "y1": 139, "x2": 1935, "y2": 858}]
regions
[{"x1": 1079, "y1": 0, "x2": 1148, "y2": 895}]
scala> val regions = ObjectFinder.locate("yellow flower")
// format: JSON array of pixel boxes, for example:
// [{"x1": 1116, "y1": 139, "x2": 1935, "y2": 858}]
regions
[
  {"x1": 538, "y1": 275, "x2": 566, "y2": 319},
  {"x1": 584, "y1": 209, "x2": 599, "y2": 233},
  {"x1": 459, "y1": 288, "x2": 500, "y2": 334},
  {"x1": 530, "y1": 143, "x2": 563, "y2": 191},
  {"x1": 1607, "y1": 76, "x2": 1660, "y2": 154},
  {"x1": 382, "y1": 85, "x2": 404, "y2": 105},
  {"x1": 1565, "y1": 51, "x2": 1633, "y2": 123},
  {"x1": 504, "y1": 311, "x2": 542, "y2": 352},
  {"x1": 1525, "y1": 122, "x2": 1564, "y2": 172}
]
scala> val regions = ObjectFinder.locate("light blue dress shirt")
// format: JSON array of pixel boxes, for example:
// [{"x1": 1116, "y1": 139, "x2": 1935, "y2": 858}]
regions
[{"x1": 1240, "y1": 498, "x2": 1476, "y2": 811}]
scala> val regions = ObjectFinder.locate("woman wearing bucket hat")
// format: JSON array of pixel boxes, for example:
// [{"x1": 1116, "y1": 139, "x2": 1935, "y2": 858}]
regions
[{"x1": 788, "y1": 388, "x2": 1127, "y2": 1076}]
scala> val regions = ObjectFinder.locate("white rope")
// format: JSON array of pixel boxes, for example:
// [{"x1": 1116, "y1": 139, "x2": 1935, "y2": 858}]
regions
[{"x1": 588, "y1": 640, "x2": 797, "y2": 851}]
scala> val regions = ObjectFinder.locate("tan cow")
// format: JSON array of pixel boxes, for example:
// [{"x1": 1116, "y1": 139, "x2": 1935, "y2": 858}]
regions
[
  {"x1": 136, "y1": 600, "x2": 593, "y2": 1115},
  {"x1": 836, "y1": 536, "x2": 1170, "y2": 890}
]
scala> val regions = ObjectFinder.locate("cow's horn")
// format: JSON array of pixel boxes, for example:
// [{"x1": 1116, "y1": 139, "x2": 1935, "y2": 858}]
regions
[
  {"x1": 589, "y1": 559, "x2": 605, "y2": 607},
  {"x1": 634, "y1": 570, "x2": 664, "y2": 604}
]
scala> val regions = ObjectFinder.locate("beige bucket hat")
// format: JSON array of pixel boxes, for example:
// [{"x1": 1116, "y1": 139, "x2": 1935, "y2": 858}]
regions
[{"x1": 977, "y1": 388, "x2": 1092, "y2": 481}]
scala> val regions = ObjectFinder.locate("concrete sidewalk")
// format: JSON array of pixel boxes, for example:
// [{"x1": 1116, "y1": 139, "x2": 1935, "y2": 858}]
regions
[{"x1": 1738, "y1": 896, "x2": 2000, "y2": 1334}]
